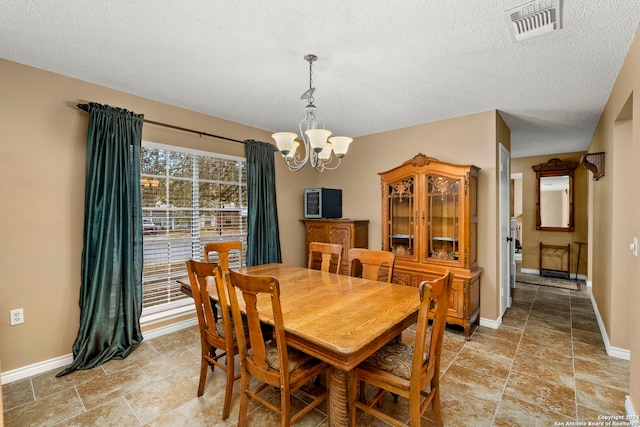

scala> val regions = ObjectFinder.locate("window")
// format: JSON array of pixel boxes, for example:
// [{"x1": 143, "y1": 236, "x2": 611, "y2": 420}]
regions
[{"x1": 140, "y1": 141, "x2": 247, "y2": 322}]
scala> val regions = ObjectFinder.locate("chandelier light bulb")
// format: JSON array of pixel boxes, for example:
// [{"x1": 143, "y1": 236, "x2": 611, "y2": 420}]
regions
[
  {"x1": 286, "y1": 140, "x2": 300, "y2": 158},
  {"x1": 328, "y1": 136, "x2": 352, "y2": 158},
  {"x1": 305, "y1": 129, "x2": 332, "y2": 153},
  {"x1": 272, "y1": 132, "x2": 297, "y2": 156},
  {"x1": 318, "y1": 142, "x2": 333, "y2": 160}
]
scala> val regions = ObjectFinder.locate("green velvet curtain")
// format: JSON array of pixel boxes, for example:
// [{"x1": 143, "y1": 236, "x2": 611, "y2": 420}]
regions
[
  {"x1": 245, "y1": 140, "x2": 282, "y2": 266},
  {"x1": 58, "y1": 103, "x2": 144, "y2": 376}
]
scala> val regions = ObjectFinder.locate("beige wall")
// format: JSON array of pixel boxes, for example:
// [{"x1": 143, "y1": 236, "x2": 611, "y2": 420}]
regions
[
  {"x1": 586, "y1": 27, "x2": 640, "y2": 410},
  {"x1": 0, "y1": 58, "x2": 316, "y2": 373},
  {"x1": 510, "y1": 152, "x2": 588, "y2": 277},
  {"x1": 316, "y1": 110, "x2": 504, "y2": 322}
]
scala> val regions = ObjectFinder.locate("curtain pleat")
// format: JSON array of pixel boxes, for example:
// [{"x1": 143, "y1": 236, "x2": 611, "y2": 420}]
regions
[
  {"x1": 245, "y1": 140, "x2": 282, "y2": 266},
  {"x1": 58, "y1": 103, "x2": 144, "y2": 376}
]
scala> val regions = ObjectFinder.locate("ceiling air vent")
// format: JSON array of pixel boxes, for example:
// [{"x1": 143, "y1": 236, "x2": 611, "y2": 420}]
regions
[{"x1": 505, "y1": 0, "x2": 563, "y2": 42}]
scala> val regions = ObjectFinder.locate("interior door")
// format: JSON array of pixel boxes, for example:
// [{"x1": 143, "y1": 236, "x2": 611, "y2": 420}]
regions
[
  {"x1": 499, "y1": 143, "x2": 512, "y2": 316},
  {"x1": 510, "y1": 217, "x2": 517, "y2": 289}
]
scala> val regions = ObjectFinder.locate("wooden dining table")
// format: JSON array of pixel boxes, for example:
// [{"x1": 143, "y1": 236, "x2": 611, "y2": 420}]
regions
[{"x1": 181, "y1": 263, "x2": 421, "y2": 427}]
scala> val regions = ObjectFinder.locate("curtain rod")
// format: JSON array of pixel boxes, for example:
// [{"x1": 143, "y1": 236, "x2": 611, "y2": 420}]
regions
[{"x1": 76, "y1": 103, "x2": 246, "y2": 144}]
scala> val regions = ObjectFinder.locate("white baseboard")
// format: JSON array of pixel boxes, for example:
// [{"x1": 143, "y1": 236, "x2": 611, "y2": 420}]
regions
[
  {"x1": 1, "y1": 318, "x2": 197, "y2": 385},
  {"x1": 479, "y1": 316, "x2": 501, "y2": 329},
  {"x1": 606, "y1": 345, "x2": 631, "y2": 360},
  {"x1": 1, "y1": 354, "x2": 73, "y2": 385},
  {"x1": 519, "y1": 268, "x2": 587, "y2": 281},
  {"x1": 626, "y1": 396, "x2": 639, "y2": 426},
  {"x1": 590, "y1": 293, "x2": 631, "y2": 360}
]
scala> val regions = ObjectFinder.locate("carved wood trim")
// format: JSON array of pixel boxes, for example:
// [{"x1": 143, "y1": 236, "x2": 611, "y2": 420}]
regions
[
  {"x1": 402, "y1": 153, "x2": 440, "y2": 168},
  {"x1": 531, "y1": 158, "x2": 578, "y2": 172},
  {"x1": 580, "y1": 152, "x2": 605, "y2": 180}
]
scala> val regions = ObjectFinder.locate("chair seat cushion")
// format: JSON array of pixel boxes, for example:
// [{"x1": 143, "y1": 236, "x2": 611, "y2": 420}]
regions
[
  {"x1": 215, "y1": 314, "x2": 254, "y2": 341},
  {"x1": 264, "y1": 341, "x2": 314, "y2": 372},
  {"x1": 362, "y1": 341, "x2": 426, "y2": 380},
  {"x1": 215, "y1": 318, "x2": 233, "y2": 338}
]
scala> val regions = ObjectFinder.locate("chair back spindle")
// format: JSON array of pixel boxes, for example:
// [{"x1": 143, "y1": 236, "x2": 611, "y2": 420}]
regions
[
  {"x1": 204, "y1": 241, "x2": 243, "y2": 272},
  {"x1": 308, "y1": 242, "x2": 343, "y2": 273},
  {"x1": 348, "y1": 248, "x2": 396, "y2": 283}
]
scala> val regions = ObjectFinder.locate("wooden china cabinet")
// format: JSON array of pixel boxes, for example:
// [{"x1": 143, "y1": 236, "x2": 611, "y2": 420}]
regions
[
  {"x1": 379, "y1": 153, "x2": 482, "y2": 339},
  {"x1": 302, "y1": 219, "x2": 369, "y2": 275}
]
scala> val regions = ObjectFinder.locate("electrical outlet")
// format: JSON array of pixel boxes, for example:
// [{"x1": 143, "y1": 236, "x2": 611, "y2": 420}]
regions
[{"x1": 10, "y1": 308, "x2": 24, "y2": 326}]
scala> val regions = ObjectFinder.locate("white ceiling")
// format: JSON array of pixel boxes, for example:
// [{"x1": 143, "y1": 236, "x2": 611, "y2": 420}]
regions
[{"x1": 2, "y1": 1, "x2": 639, "y2": 158}]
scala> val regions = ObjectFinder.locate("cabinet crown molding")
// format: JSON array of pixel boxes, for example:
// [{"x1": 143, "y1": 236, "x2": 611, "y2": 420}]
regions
[{"x1": 404, "y1": 153, "x2": 440, "y2": 168}]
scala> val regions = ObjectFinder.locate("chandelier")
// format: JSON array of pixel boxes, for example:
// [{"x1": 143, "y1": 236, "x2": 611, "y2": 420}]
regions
[{"x1": 272, "y1": 54, "x2": 353, "y2": 172}]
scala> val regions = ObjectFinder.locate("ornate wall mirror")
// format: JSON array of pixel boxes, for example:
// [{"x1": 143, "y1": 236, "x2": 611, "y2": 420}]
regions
[{"x1": 532, "y1": 158, "x2": 579, "y2": 232}]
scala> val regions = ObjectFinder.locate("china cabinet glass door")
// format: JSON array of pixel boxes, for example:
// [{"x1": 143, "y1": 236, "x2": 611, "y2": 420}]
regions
[
  {"x1": 426, "y1": 174, "x2": 460, "y2": 264},
  {"x1": 387, "y1": 177, "x2": 416, "y2": 258}
]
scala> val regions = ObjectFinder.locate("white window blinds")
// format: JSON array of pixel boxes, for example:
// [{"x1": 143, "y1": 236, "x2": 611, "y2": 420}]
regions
[{"x1": 140, "y1": 142, "x2": 247, "y2": 317}]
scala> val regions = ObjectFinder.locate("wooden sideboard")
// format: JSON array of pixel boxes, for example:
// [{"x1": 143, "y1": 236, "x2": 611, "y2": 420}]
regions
[{"x1": 302, "y1": 219, "x2": 369, "y2": 275}]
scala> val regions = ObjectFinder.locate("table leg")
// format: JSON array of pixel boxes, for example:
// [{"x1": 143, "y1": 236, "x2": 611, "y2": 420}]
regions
[{"x1": 328, "y1": 366, "x2": 349, "y2": 427}]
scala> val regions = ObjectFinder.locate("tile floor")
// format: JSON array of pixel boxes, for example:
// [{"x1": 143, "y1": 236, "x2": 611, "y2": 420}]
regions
[{"x1": 2, "y1": 276, "x2": 630, "y2": 426}]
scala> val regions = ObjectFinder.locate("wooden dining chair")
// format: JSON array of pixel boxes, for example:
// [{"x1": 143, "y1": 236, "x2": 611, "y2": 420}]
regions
[
  {"x1": 227, "y1": 270, "x2": 329, "y2": 427},
  {"x1": 202, "y1": 241, "x2": 244, "y2": 322},
  {"x1": 204, "y1": 241, "x2": 243, "y2": 271},
  {"x1": 185, "y1": 260, "x2": 239, "y2": 420},
  {"x1": 181, "y1": 242, "x2": 243, "y2": 300},
  {"x1": 349, "y1": 270, "x2": 453, "y2": 427},
  {"x1": 307, "y1": 242, "x2": 342, "y2": 273},
  {"x1": 348, "y1": 248, "x2": 396, "y2": 283}
]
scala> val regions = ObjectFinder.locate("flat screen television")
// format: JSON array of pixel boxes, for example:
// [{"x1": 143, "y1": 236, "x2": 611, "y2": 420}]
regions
[{"x1": 304, "y1": 188, "x2": 342, "y2": 219}]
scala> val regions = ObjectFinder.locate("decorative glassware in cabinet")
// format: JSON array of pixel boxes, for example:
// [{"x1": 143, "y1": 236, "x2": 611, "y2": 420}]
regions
[
  {"x1": 427, "y1": 175, "x2": 459, "y2": 262},
  {"x1": 388, "y1": 177, "x2": 414, "y2": 256}
]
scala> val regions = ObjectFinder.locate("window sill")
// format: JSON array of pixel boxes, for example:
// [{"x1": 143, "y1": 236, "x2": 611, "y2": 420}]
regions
[{"x1": 140, "y1": 304, "x2": 196, "y2": 329}]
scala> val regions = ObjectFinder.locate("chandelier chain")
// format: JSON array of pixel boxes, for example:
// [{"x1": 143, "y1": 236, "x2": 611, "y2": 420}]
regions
[{"x1": 308, "y1": 57, "x2": 314, "y2": 104}]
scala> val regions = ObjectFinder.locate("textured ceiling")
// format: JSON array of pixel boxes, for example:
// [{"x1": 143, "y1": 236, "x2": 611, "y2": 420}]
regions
[{"x1": 2, "y1": 1, "x2": 639, "y2": 157}]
